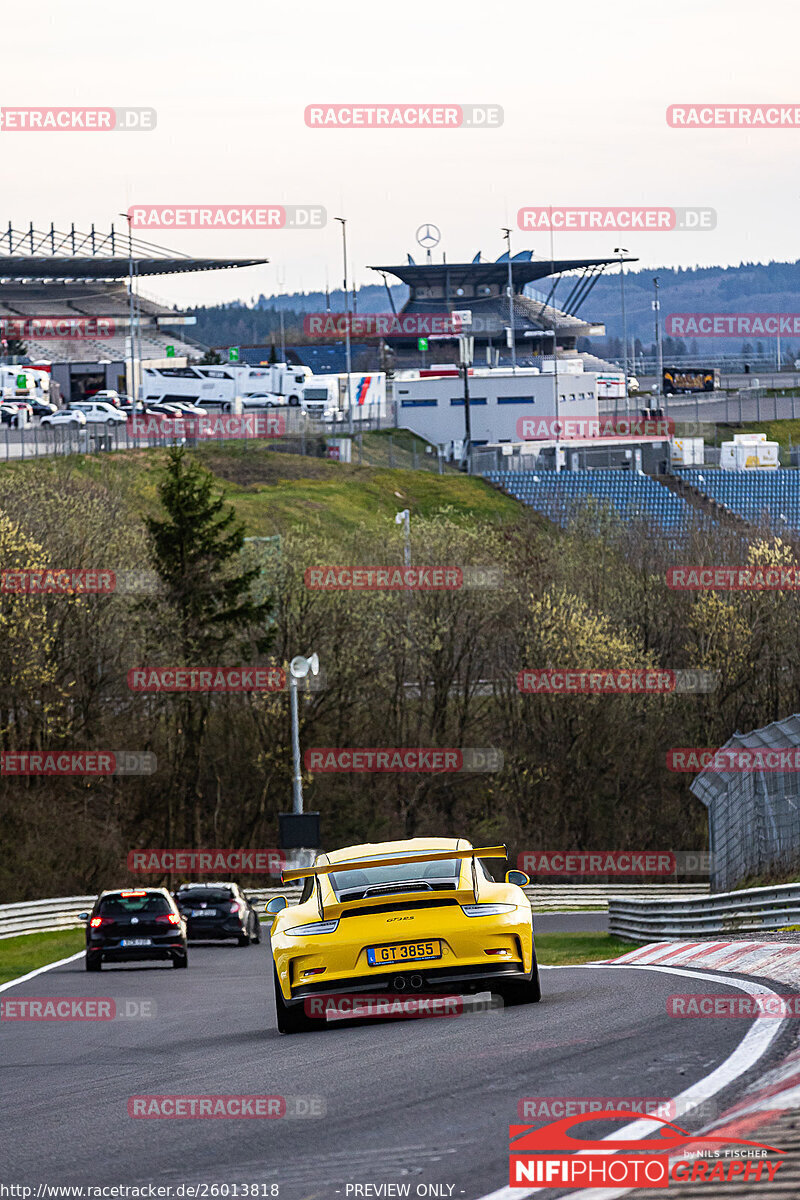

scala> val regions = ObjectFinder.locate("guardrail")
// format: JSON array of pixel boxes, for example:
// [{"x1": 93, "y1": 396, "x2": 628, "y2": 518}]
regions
[
  {"x1": 608, "y1": 881, "x2": 800, "y2": 942},
  {"x1": 0, "y1": 883, "x2": 710, "y2": 939}
]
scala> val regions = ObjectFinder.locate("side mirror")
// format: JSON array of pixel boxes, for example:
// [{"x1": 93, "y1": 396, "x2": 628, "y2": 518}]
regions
[
  {"x1": 78, "y1": 912, "x2": 89, "y2": 921},
  {"x1": 505, "y1": 870, "x2": 530, "y2": 887},
  {"x1": 265, "y1": 897, "x2": 288, "y2": 915}
]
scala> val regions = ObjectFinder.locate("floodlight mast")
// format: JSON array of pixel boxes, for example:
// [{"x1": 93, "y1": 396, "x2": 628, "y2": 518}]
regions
[{"x1": 289, "y1": 653, "x2": 319, "y2": 813}]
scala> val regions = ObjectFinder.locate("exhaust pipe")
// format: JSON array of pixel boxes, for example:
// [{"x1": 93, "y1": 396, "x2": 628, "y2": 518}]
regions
[
  {"x1": 409, "y1": 975, "x2": 423, "y2": 990},
  {"x1": 393, "y1": 976, "x2": 407, "y2": 990}
]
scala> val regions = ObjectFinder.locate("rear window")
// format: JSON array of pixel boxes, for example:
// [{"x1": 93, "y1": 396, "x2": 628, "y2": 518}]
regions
[
  {"x1": 177, "y1": 888, "x2": 233, "y2": 904},
  {"x1": 328, "y1": 852, "x2": 460, "y2": 900},
  {"x1": 98, "y1": 893, "x2": 171, "y2": 915}
]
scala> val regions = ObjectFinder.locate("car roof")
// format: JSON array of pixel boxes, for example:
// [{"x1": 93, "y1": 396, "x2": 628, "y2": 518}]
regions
[{"x1": 323, "y1": 836, "x2": 468, "y2": 865}]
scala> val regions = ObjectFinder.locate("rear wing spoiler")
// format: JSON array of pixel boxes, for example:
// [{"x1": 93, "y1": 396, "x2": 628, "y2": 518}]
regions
[
  {"x1": 282, "y1": 845, "x2": 507, "y2": 883},
  {"x1": 282, "y1": 845, "x2": 507, "y2": 916}
]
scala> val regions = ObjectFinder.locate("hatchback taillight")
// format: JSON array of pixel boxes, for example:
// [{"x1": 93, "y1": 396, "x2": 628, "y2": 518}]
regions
[
  {"x1": 230, "y1": 901, "x2": 244, "y2": 915},
  {"x1": 89, "y1": 916, "x2": 106, "y2": 928},
  {"x1": 155, "y1": 913, "x2": 180, "y2": 925}
]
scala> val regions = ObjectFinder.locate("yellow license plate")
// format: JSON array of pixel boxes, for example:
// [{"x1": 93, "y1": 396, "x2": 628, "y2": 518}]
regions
[{"x1": 367, "y1": 940, "x2": 441, "y2": 966}]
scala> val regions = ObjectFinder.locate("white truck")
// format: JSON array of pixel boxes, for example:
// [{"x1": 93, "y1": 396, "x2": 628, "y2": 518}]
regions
[
  {"x1": 0, "y1": 365, "x2": 35, "y2": 402},
  {"x1": 302, "y1": 373, "x2": 386, "y2": 422},
  {"x1": 142, "y1": 363, "x2": 310, "y2": 409}
]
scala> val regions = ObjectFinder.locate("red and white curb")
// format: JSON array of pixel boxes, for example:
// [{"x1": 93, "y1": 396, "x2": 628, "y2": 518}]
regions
[{"x1": 608, "y1": 939, "x2": 800, "y2": 987}]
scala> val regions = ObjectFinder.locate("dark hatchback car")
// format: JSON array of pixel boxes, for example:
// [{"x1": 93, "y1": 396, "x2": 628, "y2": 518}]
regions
[
  {"x1": 174, "y1": 882, "x2": 261, "y2": 946},
  {"x1": 81, "y1": 888, "x2": 188, "y2": 970}
]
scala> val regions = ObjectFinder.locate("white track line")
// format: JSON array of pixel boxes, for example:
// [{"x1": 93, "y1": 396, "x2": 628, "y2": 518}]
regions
[
  {"x1": 476, "y1": 962, "x2": 788, "y2": 1200},
  {"x1": 0, "y1": 950, "x2": 85, "y2": 993}
]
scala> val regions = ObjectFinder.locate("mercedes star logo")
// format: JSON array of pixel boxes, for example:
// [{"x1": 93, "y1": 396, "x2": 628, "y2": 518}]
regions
[{"x1": 416, "y1": 223, "x2": 441, "y2": 248}]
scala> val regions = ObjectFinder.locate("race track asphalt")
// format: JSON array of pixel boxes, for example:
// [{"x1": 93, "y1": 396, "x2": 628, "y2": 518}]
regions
[{"x1": 0, "y1": 937, "x2": 790, "y2": 1199}]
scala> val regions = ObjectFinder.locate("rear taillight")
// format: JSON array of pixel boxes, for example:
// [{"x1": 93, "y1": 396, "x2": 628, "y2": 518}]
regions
[
  {"x1": 155, "y1": 913, "x2": 180, "y2": 925},
  {"x1": 89, "y1": 917, "x2": 105, "y2": 928},
  {"x1": 230, "y1": 901, "x2": 244, "y2": 915}
]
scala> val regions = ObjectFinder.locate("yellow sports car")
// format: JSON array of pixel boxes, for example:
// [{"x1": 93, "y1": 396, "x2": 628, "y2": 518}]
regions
[{"x1": 266, "y1": 836, "x2": 540, "y2": 1034}]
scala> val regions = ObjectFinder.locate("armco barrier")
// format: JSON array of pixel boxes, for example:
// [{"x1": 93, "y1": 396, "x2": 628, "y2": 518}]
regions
[
  {"x1": 0, "y1": 883, "x2": 709, "y2": 939},
  {"x1": 608, "y1": 881, "x2": 800, "y2": 942}
]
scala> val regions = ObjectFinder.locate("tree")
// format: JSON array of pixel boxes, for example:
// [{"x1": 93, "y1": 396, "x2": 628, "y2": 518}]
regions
[
  {"x1": 145, "y1": 447, "x2": 274, "y2": 843},
  {"x1": 269, "y1": 341, "x2": 279, "y2": 364},
  {"x1": 199, "y1": 348, "x2": 223, "y2": 365},
  {"x1": 1, "y1": 337, "x2": 28, "y2": 358}
]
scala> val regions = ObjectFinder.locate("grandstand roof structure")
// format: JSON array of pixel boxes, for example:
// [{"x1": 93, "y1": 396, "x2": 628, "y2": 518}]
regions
[
  {"x1": 368, "y1": 251, "x2": 636, "y2": 292},
  {"x1": 0, "y1": 223, "x2": 267, "y2": 281}
]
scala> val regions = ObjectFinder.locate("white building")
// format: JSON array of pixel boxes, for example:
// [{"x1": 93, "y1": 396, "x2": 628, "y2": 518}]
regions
[{"x1": 393, "y1": 366, "x2": 598, "y2": 446}]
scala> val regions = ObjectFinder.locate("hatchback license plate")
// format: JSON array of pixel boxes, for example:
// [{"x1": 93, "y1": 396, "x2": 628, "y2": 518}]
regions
[
  {"x1": 367, "y1": 940, "x2": 441, "y2": 966},
  {"x1": 192, "y1": 910, "x2": 217, "y2": 917},
  {"x1": 120, "y1": 938, "x2": 152, "y2": 947}
]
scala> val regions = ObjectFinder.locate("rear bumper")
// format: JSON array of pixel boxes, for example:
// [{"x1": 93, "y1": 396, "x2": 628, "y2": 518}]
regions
[
  {"x1": 88, "y1": 939, "x2": 186, "y2": 962},
  {"x1": 285, "y1": 962, "x2": 530, "y2": 1007},
  {"x1": 185, "y1": 920, "x2": 246, "y2": 941}
]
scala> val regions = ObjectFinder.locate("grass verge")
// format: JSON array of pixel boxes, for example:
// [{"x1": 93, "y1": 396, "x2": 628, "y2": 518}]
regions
[
  {"x1": 0, "y1": 929, "x2": 84, "y2": 985},
  {"x1": 535, "y1": 931, "x2": 644, "y2": 965}
]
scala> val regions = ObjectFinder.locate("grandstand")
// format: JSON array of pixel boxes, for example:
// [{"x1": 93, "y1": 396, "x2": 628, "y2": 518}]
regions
[
  {"x1": 368, "y1": 250, "x2": 632, "y2": 371},
  {"x1": 680, "y1": 469, "x2": 800, "y2": 532},
  {"x1": 0, "y1": 222, "x2": 267, "y2": 382},
  {"x1": 484, "y1": 469, "x2": 706, "y2": 535}
]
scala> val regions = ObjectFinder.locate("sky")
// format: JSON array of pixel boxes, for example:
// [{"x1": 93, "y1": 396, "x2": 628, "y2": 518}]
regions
[{"x1": 4, "y1": 0, "x2": 800, "y2": 309}]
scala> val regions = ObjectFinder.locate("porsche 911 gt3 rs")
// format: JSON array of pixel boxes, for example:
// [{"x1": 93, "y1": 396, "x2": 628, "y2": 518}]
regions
[{"x1": 266, "y1": 837, "x2": 540, "y2": 1033}]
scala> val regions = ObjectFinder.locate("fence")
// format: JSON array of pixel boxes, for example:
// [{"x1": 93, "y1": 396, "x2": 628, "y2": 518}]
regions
[
  {"x1": 608, "y1": 881, "x2": 800, "y2": 942},
  {"x1": 0, "y1": 883, "x2": 709, "y2": 939}
]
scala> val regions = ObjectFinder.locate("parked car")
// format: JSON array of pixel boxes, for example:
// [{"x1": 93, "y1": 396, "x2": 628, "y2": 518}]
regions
[
  {"x1": 80, "y1": 887, "x2": 188, "y2": 970},
  {"x1": 162, "y1": 401, "x2": 207, "y2": 416},
  {"x1": 40, "y1": 408, "x2": 87, "y2": 428},
  {"x1": 174, "y1": 882, "x2": 261, "y2": 946},
  {"x1": 88, "y1": 389, "x2": 123, "y2": 408},
  {"x1": 27, "y1": 399, "x2": 58, "y2": 418},
  {"x1": 143, "y1": 403, "x2": 187, "y2": 418},
  {"x1": 0, "y1": 402, "x2": 29, "y2": 427},
  {"x1": 67, "y1": 402, "x2": 127, "y2": 425}
]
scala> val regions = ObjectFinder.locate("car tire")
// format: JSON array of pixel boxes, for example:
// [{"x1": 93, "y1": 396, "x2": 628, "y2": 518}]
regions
[
  {"x1": 498, "y1": 955, "x2": 542, "y2": 1006},
  {"x1": 238, "y1": 932, "x2": 251, "y2": 947},
  {"x1": 253, "y1": 924, "x2": 261, "y2": 945},
  {"x1": 85, "y1": 953, "x2": 102, "y2": 972},
  {"x1": 273, "y1": 965, "x2": 313, "y2": 1034},
  {"x1": 172, "y1": 952, "x2": 188, "y2": 969}
]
